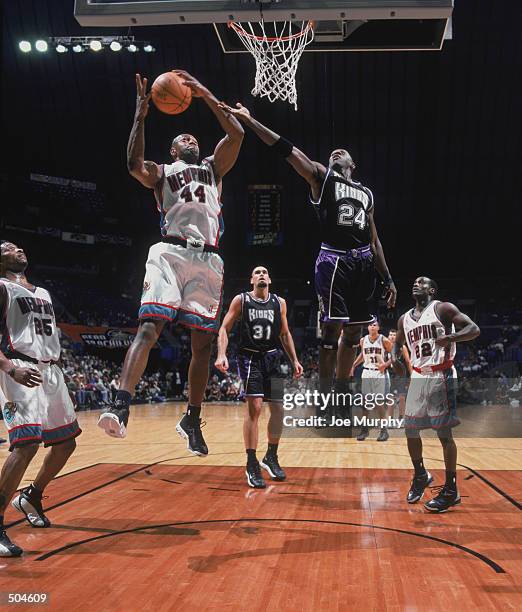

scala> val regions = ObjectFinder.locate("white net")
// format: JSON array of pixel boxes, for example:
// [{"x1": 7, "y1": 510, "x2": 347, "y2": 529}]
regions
[{"x1": 230, "y1": 20, "x2": 314, "y2": 110}]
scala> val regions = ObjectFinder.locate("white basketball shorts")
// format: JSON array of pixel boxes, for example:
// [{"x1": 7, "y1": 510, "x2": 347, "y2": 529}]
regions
[
  {"x1": 138, "y1": 242, "x2": 224, "y2": 333},
  {"x1": 0, "y1": 360, "x2": 81, "y2": 451}
]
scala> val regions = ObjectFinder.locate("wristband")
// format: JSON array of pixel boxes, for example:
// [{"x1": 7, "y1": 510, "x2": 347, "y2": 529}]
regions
[
  {"x1": 8, "y1": 367, "x2": 16, "y2": 378},
  {"x1": 271, "y1": 136, "x2": 294, "y2": 158}
]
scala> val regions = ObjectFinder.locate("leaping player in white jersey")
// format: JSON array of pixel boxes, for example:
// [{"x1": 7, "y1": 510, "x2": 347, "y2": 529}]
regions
[
  {"x1": 350, "y1": 320, "x2": 393, "y2": 442},
  {"x1": 392, "y1": 277, "x2": 480, "y2": 513},
  {"x1": 98, "y1": 72, "x2": 244, "y2": 456},
  {"x1": 0, "y1": 241, "x2": 81, "y2": 557}
]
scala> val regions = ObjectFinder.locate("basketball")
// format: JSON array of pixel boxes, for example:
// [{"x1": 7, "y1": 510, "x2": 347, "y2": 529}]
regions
[{"x1": 151, "y1": 71, "x2": 192, "y2": 115}]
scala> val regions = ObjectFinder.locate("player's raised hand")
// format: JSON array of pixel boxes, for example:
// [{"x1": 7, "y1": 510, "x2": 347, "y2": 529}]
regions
[
  {"x1": 174, "y1": 70, "x2": 208, "y2": 97},
  {"x1": 135, "y1": 73, "x2": 151, "y2": 120},
  {"x1": 214, "y1": 355, "x2": 229, "y2": 374},
  {"x1": 293, "y1": 360, "x2": 304, "y2": 379},
  {"x1": 383, "y1": 280, "x2": 397, "y2": 309},
  {"x1": 218, "y1": 102, "x2": 251, "y2": 123},
  {"x1": 10, "y1": 367, "x2": 43, "y2": 388}
]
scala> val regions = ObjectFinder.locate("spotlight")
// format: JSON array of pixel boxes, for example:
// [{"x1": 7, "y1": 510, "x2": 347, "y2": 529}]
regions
[
  {"x1": 19, "y1": 41, "x2": 32, "y2": 53},
  {"x1": 56, "y1": 44, "x2": 68, "y2": 53},
  {"x1": 143, "y1": 44, "x2": 155, "y2": 53},
  {"x1": 90, "y1": 39, "x2": 102, "y2": 52},
  {"x1": 35, "y1": 40, "x2": 48, "y2": 52},
  {"x1": 72, "y1": 44, "x2": 84, "y2": 53},
  {"x1": 127, "y1": 44, "x2": 138, "y2": 53},
  {"x1": 110, "y1": 40, "x2": 122, "y2": 52}
]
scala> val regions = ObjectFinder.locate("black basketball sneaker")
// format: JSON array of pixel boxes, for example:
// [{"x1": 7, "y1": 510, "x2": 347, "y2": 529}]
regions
[
  {"x1": 176, "y1": 414, "x2": 208, "y2": 456},
  {"x1": 424, "y1": 485, "x2": 461, "y2": 513},
  {"x1": 12, "y1": 486, "x2": 51, "y2": 528},
  {"x1": 376, "y1": 427, "x2": 389, "y2": 442},
  {"x1": 260, "y1": 454, "x2": 286, "y2": 481},
  {"x1": 407, "y1": 471, "x2": 434, "y2": 503},
  {"x1": 245, "y1": 461, "x2": 266, "y2": 489},
  {"x1": 97, "y1": 402, "x2": 130, "y2": 439},
  {"x1": 356, "y1": 427, "x2": 370, "y2": 441},
  {"x1": 0, "y1": 530, "x2": 23, "y2": 557}
]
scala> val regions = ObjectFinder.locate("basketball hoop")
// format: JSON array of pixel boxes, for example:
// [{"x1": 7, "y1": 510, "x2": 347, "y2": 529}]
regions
[{"x1": 229, "y1": 20, "x2": 314, "y2": 110}]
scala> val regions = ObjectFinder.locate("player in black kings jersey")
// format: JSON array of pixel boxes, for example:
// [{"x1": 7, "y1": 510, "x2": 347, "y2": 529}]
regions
[
  {"x1": 216, "y1": 266, "x2": 303, "y2": 489},
  {"x1": 219, "y1": 102, "x2": 396, "y2": 413}
]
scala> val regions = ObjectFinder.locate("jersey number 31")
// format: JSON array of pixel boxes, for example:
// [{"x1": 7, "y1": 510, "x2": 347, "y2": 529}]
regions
[{"x1": 252, "y1": 324, "x2": 271, "y2": 340}]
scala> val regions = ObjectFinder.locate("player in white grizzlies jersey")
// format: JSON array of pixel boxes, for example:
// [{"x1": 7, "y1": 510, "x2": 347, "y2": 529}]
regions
[
  {"x1": 98, "y1": 71, "x2": 244, "y2": 455},
  {"x1": 0, "y1": 242, "x2": 81, "y2": 557},
  {"x1": 392, "y1": 277, "x2": 480, "y2": 513},
  {"x1": 351, "y1": 321, "x2": 392, "y2": 441}
]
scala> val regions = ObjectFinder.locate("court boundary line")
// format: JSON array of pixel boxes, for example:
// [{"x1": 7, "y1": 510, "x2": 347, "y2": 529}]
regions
[{"x1": 33, "y1": 517, "x2": 507, "y2": 573}]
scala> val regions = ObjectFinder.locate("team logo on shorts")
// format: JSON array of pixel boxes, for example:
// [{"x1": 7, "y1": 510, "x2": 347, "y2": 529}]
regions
[
  {"x1": 3, "y1": 402, "x2": 18, "y2": 425},
  {"x1": 209, "y1": 304, "x2": 215, "y2": 314},
  {"x1": 142, "y1": 281, "x2": 151, "y2": 293}
]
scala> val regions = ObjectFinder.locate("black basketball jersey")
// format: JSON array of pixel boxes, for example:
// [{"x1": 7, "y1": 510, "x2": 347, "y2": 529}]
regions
[
  {"x1": 311, "y1": 168, "x2": 374, "y2": 249},
  {"x1": 239, "y1": 292, "x2": 282, "y2": 352}
]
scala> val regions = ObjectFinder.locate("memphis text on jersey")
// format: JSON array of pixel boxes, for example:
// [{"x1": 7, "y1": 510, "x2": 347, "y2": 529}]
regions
[
  {"x1": 166, "y1": 165, "x2": 213, "y2": 193},
  {"x1": 364, "y1": 346, "x2": 383, "y2": 357},
  {"x1": 406, "y1": 323, "x2": 438, "y2": 345},
  {"x1": 16, "y1": 296, "x2": 55, "y2": 318}
]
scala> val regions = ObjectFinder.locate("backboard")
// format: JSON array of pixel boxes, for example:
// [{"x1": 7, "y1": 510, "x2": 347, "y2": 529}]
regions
[{"x1": 74, "y1": 0, "x2": 453, "y2": 51}]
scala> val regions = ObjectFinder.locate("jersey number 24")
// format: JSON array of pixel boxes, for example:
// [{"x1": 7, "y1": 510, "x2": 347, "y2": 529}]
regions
[{"x1": 337, "y1": 204, "x2": 366, "y2": 229}]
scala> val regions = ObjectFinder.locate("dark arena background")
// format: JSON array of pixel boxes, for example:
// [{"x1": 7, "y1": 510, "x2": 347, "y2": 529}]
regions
[{"x1": 1, "y1": 1, "x2": 521, "y2": 610}]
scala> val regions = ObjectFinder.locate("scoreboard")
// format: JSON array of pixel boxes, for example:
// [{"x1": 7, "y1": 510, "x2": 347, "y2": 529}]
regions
[{"x1": 246, "y1": 185, "x2": 283, "y2": 247}]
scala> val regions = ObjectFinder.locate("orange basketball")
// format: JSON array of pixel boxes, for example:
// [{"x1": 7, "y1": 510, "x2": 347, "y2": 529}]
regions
[{"x1": 151, "y1": 71, "x2": 192, "y2": 115}]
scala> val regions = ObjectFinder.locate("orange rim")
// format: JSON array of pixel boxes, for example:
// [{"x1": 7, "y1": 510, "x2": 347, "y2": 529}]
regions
[{"x1": 228, "y1": 20, "x2": 314, "y2": 43}]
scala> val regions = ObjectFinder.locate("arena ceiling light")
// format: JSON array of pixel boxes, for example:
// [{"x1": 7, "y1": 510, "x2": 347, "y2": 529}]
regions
[
  {"x1": 35, "y1": 40, "x2": 48, "y2": 52},
  {"x1": 16, "y1": 36, "x2": 155, "y2": 54}
]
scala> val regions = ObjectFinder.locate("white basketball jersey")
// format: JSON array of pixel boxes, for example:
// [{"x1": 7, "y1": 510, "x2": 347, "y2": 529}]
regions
[
  {"x1": 0, "y1": 280, "x2": 60, "y2": 361},
  {"x1": 156, "y1": 159, "x2": 222, "y2": 246},
  {"x1": 403, "y1": 300, "x2": 456, "y2": 370},
  {"x1": 362, "y1": 334, "x2": 386, "y2": 370}
]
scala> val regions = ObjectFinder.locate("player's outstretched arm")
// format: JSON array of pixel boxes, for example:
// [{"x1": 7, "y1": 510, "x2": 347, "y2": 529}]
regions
[
  {"x1": 368, "y1": 210, "x2": 397, "y2": 309},
  {"x1": 176, "y1": 71, "x2": 244, "y2": 179},
  {"x1": 278, "y1": 299, "x2": 303, "y2": 378},
  {"x1": 218, "y1": 102, "x2": 326, "y2": 199},
  {"x1": 435, "y1": 303, "x2": 480, "y2": 346},
  {"x1": 127, "y1": 74, "x2": 162, "y2": 189},
  {"x1": 215, "y1": 295, "x2": 242, "y2": 373}
]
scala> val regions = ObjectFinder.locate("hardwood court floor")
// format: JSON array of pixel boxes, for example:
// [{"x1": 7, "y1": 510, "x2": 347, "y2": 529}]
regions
[{"x1": 0, "y1": 403, "x2": 521, "y2": 611}]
